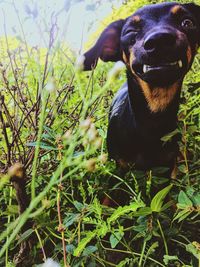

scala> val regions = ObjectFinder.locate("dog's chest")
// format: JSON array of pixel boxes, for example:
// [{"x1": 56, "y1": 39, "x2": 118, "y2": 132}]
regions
[{"x1": 107, "y1": 85, "x2": 178, "y2": 168}]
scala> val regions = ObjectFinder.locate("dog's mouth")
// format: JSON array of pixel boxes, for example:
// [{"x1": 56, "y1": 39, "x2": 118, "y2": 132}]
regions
[
  {"x1": 132, "y1": 58, "x2": 186, "y2": 86},
  {"x1": 142, "y1": 60, "x2": 183, "y2": 74}
]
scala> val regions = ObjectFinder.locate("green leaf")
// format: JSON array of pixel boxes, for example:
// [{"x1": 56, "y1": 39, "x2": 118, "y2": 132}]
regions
[
  {"x1": 145, "y1": 241, "x2": 159, "y2": 259},
  {"x1": 92, "y1": 198, "x2": 102, "y2": 219},
  {"x1": 7, "y1": 205, "x2": 19, "y2": 215},
  {"x1": 176, "y1": 203, "x2": 189, "y2": 209},
  {"x1": 110, "y1": 230, "x2": 124, "y2": 248},
  {"x1": 173, "y1": 209, "x2": 192, "y2": 222},
  {"x1": 66, "y1": 244, "x2": 75, "y2": 254},
  {"x1": 16, "y1": 229, "x2": 34, "y2": 245},
  {"x1": 178, "y1": 165, "x2": 188, "y2": 174},
  {"x1": 178, "y1": 191, "x2": 193, "y2": 207},
  {"x1": 6, "y1": 262, "x2": 15, "y2": 267},
  {"x1": 161, "y1": 129, "x2": 179, "y2": 143},
  {"x1": 82, "y1": 245, "x2": 98, "y2": 256},
  {"x1": 150, "y1": 184, "x2": 173, "y2": 212},
  {"x1": 41, "y1": 134, "x2": 55, "y2": 142},
  {"x1": 161, "y1": 200, "x2": 174, "y2": 211},
  {"x1": 107, "y1": 202, "x2": 144, "y2": 225},
  {"x1": 133, "y1": 207, "x2": 152, "y2": 216},
  {"x1": 26, "y1": 141, "x2": 57, "y2": 150},
  {"x1": 186, "y1": 242, "x2": 200, "y2": 259},
  {"x1": 116, "y1": 258, "x2": 133, "y2": 267},
  {"x1": 186, "y1": 187, "x2": 195, "y2": 198},
  {"x1": 96, "y1": 221, "x2": 108, "y2": 238},
  {"x1": 43, "y1": 125, "x2": 56, "y2": 138},
  {"x1": 98, "y1": 128, "x2": 106, "y2": 138},
  {"x1": 163, "y1": 255, "x2": 179, "y2": 265},
  {"x1": 73, "y1": 231, "x2": 96, "y2": 257},
  {"x1": 64, "y1": 213, "x2": 80, "y2": 227},
  {"x1": 187, "y1": 125, "x2": 198, "y2": 134},
  {"x1": 0, "y1": 174, "x2": 9, "y2": 191},
  {"x1": 152, "y1": 176, "x2": 169, "y2": 185},
  {"x1": 74, "y1": 201, "x2": 84, "y2": 211},
  {"x1": 191, "y1": 193, "x2": 200, "y2": 206}
]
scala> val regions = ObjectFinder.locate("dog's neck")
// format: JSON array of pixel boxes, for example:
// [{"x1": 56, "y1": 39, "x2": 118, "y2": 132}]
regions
[
  {"x1": 127, "y1": 71, "x2": 182, "y2": 137},
  {"x1": 127, "y1": 71, "x2": 182, "y2": 114}
]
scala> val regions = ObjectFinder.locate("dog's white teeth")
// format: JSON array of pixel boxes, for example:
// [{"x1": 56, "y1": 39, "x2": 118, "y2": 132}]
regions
[
  {"x1": 143, "y1": 64, "x2": 148, "y2": 73},
  {"x1": 178, "y1": 60, "x2": 183, "y2": 68},
  {"x1": 168, "y1": 60, "x2": 183, "y2": 67},
  {"x1": 168, "y1": 61, "x2": 177, "y2": 66},
  {"x1": 143, "y1": 60, "x2": 183, "y2": 73}
]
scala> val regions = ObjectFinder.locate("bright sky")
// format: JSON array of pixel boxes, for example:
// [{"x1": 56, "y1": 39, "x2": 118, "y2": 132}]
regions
[{"x1": 0, "y1": 0, "x2": 122, "y2": 53}]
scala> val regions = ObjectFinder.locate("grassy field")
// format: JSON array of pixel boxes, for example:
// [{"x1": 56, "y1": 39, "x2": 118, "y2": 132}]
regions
[{"x1": 0, "y1": 0, "x2": 200, "y2": 266}]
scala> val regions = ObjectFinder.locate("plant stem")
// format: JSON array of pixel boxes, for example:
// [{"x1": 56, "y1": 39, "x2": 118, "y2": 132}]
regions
[
  {"x1": 0, "y1": 163, "x2": 83, "y2": 258},
  {"x1": 57, "y1": 164, "x2": 69, "y2": 267},
  {"x1": 157, "y1": 218, "x2": 168, "y2": 255},
  {"x1": 101, "y1": 243, "x2": 166, "y2": 267},
  {"x1": 31, "y1": 90, "x2": 48, "y2": 200},
  {"x1": 139, "y1": 239, "x2": 146, "y2": 267},
  {"x1": 35, "y1": 228, "x2": 46, "y2": 261},
  {"x1": 5, "y1": 186, "x2": 13, "y2": 267}
]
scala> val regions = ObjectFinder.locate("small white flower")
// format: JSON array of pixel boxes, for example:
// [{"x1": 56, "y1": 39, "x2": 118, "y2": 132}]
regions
[
  {"x1": 45, "y1": 77, "x2": 56, "y2": 93},
  {"x1": 63, "y1": 129, "x2": 72, "y2": 140},
  {"x1": 75, "y1": 55, "x2": 85, "y2": 71},
  {"x1": 87, "y1": 126, "x2": 98, "y2": 142},
  {"x1": 108, "y1": 61, "x2": 125, "y2": 81},
  {"x1": 42, "y1": 258, "x2": 60, "y2": 267},
  {"x1": 80, "y1": 118, "x2": 92, "y2": 130},
  {"x1": 99, "y1": 153, "x2": 107, "y2": 163}
]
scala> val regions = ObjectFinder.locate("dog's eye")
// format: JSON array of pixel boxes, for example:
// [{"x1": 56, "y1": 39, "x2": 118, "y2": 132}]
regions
[
  {"x1": 181, "y1": 18, "x2": 194, "y2": 29},
  {"x1": 124, "y1": 29, "x2": 138, "y2": 35}
]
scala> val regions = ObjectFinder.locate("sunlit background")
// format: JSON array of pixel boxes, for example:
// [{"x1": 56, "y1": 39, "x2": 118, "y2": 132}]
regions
[{"x1": 0, "y1": 0, "x2": 122, "y2": 53}]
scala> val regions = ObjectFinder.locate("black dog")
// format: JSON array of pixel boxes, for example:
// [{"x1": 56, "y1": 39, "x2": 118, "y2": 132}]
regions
[{"x1": 82, "y1": 2, "x2": 200, "y2": 177}]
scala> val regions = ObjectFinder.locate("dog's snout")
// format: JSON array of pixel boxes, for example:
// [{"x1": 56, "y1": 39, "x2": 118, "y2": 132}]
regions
[{"x1": 144, "y1": 32, "x2": 176, "y2": 52}]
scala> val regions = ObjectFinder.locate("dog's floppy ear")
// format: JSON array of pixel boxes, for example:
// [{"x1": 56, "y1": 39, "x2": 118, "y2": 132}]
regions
[
  {"x1": 184, "y1": 3, "x2": 200, "y2": 43},
  {"x1": 83, "y1": 19, "x2": 125, "y2": 70}
]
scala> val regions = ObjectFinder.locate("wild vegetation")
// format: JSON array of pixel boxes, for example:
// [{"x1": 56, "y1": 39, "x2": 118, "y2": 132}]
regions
[{"x1": 0, "y1": 0, "x2": 199, "y2": 266}]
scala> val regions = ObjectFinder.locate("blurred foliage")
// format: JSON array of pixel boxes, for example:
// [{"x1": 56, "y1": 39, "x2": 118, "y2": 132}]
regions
[{"x1": 0, "y1": 0, "x2": 200, "y2": 267}]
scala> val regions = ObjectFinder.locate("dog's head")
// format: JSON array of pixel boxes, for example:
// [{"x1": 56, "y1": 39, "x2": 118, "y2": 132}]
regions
[{"x1": 82, "y1": 2, "x2": 200, "y2": 88}]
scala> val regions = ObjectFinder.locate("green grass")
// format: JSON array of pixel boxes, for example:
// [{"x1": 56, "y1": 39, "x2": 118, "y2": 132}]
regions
[{"x1": 0, "y1": 0, "x2": 200, "y2": 266}]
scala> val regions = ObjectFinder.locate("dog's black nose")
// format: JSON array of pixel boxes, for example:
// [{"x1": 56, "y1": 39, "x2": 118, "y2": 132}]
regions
[{"x1": 144, "y1": 31, "x2": 176, "y2": 52}]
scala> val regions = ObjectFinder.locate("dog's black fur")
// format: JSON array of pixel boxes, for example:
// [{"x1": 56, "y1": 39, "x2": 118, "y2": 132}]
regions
[{"x1": 82, "y1": 2, "x2": 200, "y2": 175}]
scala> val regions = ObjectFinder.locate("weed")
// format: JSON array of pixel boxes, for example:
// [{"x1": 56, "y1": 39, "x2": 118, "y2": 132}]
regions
[{"x1": 0, "y1": 0, "x2": 200, "y2": 266}]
